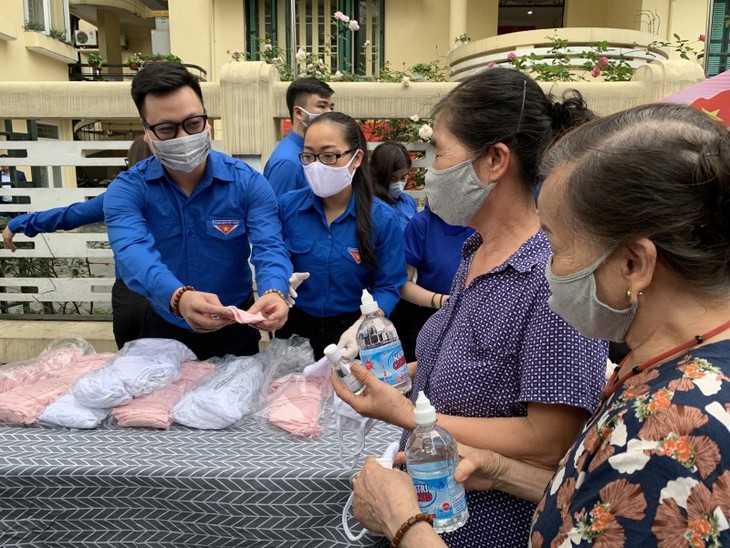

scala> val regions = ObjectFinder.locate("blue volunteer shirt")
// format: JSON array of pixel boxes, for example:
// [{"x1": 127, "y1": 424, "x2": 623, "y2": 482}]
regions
[
  {"x1": 403, "y1": 205, "x2": 475, "y2": 294},
  {"x1": 390, "y1": 192, "x2": 418, "y2": 232},
  {"x1": 263, "y1": 131, "x2": 308, "y2": 198},
  {"x1": 8, "y1": 193, "x2": 105, "y2": 235},
  {"x1": 278, "y1": 187, "x2": 407, "y2": 318},
  {"x1": 104, "y1": 151, "x2": 292, "y2": 329}
]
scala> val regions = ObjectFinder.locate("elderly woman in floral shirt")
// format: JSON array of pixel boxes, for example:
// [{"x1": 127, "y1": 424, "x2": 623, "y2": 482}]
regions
[{"x1": 347, "y1": 103, "x2": 730, "y2": 547}]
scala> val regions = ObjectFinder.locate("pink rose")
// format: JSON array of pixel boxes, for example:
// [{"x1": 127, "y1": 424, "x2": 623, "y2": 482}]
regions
[
  {"x1": 507, "y1": 52, "x2": 517, "y2": 61},
  {"x1": 599, "y1": 56, "x2": 609, "y2": 66},
  {"x1": 591, "y1": 67, "x2": 601, "y2": 78},
  {"x1": 699, "y1": 34, "x2": 706, "y2": 42},
  {"x1": 487, "y1": 61, "x2": 496, "y2": 69},
  {"x1": 334, "y1": 11, "x2": 349, "y2": 22},
  {"x1": 410, "y1": 114, "x2": 420, "y2": 122}
]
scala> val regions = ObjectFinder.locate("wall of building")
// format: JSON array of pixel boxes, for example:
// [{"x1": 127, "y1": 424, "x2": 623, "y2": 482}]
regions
[
  {"x1": 466, "y1": 0, "x2": 498, "y2": 43},
  {"x1": 384, "y1": 0, "x2": 451, "y2": 72},
  {"x1": 0, "y1": 0, "x2": 77, "y2": 82}
]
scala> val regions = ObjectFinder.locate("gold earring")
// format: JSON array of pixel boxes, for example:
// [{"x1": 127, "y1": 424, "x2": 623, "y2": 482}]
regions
[{"x1": 625, "y1": 288, "x2": 632, "y2": 303}]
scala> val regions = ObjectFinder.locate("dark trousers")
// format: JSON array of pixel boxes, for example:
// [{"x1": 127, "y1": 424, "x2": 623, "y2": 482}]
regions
[
  {"x1": 111, "y1": 279, "x2": 149, "y2": 349},
  {"x1": 275, "y1": 306, "x2": 361, "y2": 359},
  {"x1": 138, "y1": 293, "x2": 260, "y2": 360},
  {"x1": 389, "y1": 299, "x2": 437, "y2": 362}
]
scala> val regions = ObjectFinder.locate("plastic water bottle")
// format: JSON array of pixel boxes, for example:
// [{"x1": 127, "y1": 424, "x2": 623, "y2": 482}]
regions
[
  {"x1": 324, "y1": 343, "x2": 365, "y2": 395},
  {"x1": 355, "y1": 289, "x2": 411, "y2": 394},
  {"x1": 405, "y1": 391, "x2": 468, "y2": 533}
]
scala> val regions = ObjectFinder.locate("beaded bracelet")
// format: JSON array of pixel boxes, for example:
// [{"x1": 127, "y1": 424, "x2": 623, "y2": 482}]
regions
[
  {"x1": 262, "y1": 288, "x2": 286, "y2": 301},
  {"x1": 390, "y1": 513, "x2": 434, "y2": 547},
  {"x1": 170, "y1": 285, "x2": 195, "y2": 318}
]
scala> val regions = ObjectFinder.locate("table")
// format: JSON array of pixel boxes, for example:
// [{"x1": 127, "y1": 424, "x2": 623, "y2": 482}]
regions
[{"x1": 0, "y1": 415, "x2": 400, "y2": 547}]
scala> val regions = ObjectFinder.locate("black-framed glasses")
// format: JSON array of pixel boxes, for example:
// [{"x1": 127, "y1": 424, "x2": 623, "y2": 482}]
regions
[
  {"x1": 298, "y1": 148, "x2": 356, "y2": 166},
  {"x1": 143, "y1": 114, "x2": 208, "y2": 141}
]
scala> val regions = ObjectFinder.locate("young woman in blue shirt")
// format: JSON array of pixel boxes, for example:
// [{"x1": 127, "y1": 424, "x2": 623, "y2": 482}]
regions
[
  {"x1": 369, "y1": 141, "x2": 418, "y2": 232},
  {"x1": 276, "y1": 112, "x2": 407, "y2": 358}
]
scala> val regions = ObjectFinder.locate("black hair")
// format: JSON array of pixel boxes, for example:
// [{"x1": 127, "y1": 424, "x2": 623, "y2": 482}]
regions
[
  {"x1": 130, "y1": 62, "x2": 204, "y2": 120},
  {"x1": 541, "y1": 102, "x2": 730, "y2": 295},
  {"x1": 370, "y1": 142, "x2": 412, "y2": 205},
  {"x1": 126, "y1": 136, "x2": 153, "y2": 167},
  {"x1": 286, "y1": 77, "x2": 334, "y2": 119},
  {"x1": 432, "y1": 68, "x2": 594, "y2": 193},
  {"x1": 305, "y1": 112, "x2": 377, "y2": 268}
]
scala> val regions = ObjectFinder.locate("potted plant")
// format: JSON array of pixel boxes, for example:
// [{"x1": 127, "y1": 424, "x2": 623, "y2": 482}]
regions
[
  {"x1": 87, "y1": 53, "x2": 105, "y2": 70},
  {"x1": 126, "y1": 52, "x2": 144, "y2": 70},
  {"x1": 163, "y1": 53, "x2": 182, "y2": 63}
]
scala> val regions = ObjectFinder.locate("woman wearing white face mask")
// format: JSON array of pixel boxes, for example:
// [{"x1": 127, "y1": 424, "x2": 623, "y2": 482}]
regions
[
  {"x1": 275, "y1": 112, "x2": 407, "y2": 359},
  {"x1": 370, "y1": 141, "x2": 418, "y2": 232},
  {"x1": 332, "y1": 68, "x2": 606, "y2": 547},
  {"x1": 345, "y1": 102, "x2": 730, "y2": 548}
]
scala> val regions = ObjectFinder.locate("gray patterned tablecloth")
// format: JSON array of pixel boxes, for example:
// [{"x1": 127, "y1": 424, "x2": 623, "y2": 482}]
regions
[{"x1": 0, "y1": 414, "x2": 400, "y2": 547}]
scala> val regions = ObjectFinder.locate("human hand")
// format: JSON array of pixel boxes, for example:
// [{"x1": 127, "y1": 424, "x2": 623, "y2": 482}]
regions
[
  {"x1": 177, "y1": 290, "x2": 234, "y2": 333},
  {"x1": 454, "y1": 443, "x2": 509, "y2": 492},
  {"x1": 286, "y1": 272, "x2": 310, "y2": 307},
  {"x1": 352, "y1": 457, "x2": 420, "y2": 539},
  {"x1": 337, "y1": 317, "x2": 364, "y2": 359},
  {"x1": 2, "y1": 227, "x2": 17, "y2": 252},
  {"x1": 331, "y1": 362, "x2": 414, "y2": 429},
  {"x1": 248, "y1": 292, "x2": 289, "y2": 331}
]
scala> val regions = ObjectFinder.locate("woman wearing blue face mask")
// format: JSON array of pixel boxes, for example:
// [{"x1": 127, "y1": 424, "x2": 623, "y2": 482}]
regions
[
  {"x1": 332, "y1": 68, "x2": 606, "y2": 547},
  {"x1": 275, "y1": 112, "x2": 407, "y2": 358},
  {"x1": 370, "y1": 142, "x2": 418, "y2": 232}
]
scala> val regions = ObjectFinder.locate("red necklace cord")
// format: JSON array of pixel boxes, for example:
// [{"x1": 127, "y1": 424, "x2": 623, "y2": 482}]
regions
[{"x1": 603, "y1": 318, "x2": 730, "y2": 399}]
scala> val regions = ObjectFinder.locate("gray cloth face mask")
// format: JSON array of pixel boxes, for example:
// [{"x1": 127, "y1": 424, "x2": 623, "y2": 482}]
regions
[
  {"x1": 545, "y1": 252, "x2": 637, "y2": 342},
  {"x1": 150, "y1": 131, "x2": 211, "y2": 173},
  {"x1": 424, "y1": 156, "x2": 497, "y2": 226}
]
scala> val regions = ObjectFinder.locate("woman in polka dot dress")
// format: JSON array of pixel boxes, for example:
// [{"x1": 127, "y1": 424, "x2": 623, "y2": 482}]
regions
[{"x1": 333, "y1": 68, "x2": 608, "y2": 547}]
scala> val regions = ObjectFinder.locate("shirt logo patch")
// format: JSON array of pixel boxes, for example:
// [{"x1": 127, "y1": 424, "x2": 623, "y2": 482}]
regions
[
  {"x1": 212, "y1": 220, "x2": 240, "y2": 235},
  {"x1": 348, "y1": 247, "x2": 361, "y2": 264}
]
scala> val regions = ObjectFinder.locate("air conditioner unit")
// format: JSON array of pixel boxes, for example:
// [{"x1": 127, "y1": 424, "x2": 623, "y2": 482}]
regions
[{"x1": 74, "y1": 30, "x2": 98, "y2": 47}]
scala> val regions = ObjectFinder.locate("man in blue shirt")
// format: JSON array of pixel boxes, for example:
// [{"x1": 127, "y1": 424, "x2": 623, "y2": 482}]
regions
[
  {"x1": 104, "y1": 62, "x2": 292, "y2": 359},
  {"x1": 263, "y1": 78, "x2": 334, "y2": 197}
]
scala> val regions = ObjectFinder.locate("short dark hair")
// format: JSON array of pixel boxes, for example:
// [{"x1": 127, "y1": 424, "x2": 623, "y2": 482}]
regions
[
  {"x1": 370, "y1": 142, "x2": 412, "y2": 204},
  {"x1": 286, "y1": 77, "x2": 334, "y2": 119},
  {"x1": 306, "y1": 112, "x2": 378, "y2": 268},
  {"x1": 126, "y1": 136, "x2": 153, "y2": 167},
  {"x1": 541, "y1": 103, "x2": 730, "y2": 294},
  {"x1": 130, "y1": 62, "x2": 204, "y2": 120},
  {"x1": 432, "y1": 68, "x2": 594, "y2": 194}
]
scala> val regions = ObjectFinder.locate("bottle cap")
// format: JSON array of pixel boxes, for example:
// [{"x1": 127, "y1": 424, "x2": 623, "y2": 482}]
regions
[
  {"x1": 360, "y1": 289, "x2": 379, "y2": 315},
  {"x1": 323, "y1": 343, "x2": 342, "y2": 364},
  {"x1": 413, "y1": 391, "x2": 436, "y2": 426}
]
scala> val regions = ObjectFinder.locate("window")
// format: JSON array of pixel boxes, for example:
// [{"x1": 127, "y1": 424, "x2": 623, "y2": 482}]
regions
[
  {"x1": 24, "y1": 0, "x2": 70, "y2": 41},
  {"x1": 706, "y1": 0, "x2": 730, "y2": 76},
  {"x1": 246, "y1": 0, "x2": 383, "y2": 77},
  {"x1": 497, "y1": 0, "x2": 564, "y2": 35}
]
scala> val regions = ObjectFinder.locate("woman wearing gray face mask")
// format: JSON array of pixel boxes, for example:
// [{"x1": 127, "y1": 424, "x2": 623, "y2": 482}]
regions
[
  {"x1": 332, "y1": 68, "x2": 606, "y2": 547},
  {"x1": 347, "y1": 103, "x2": 730, "y2": 548}
]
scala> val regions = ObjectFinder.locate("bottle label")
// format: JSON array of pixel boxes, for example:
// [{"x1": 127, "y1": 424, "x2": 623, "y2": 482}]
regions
[
  {"x1": 359, "y1": 340, "x2": 408, "y2": 387},
  {"x1": 410, "y1": 466, "x2": 467, "y2": 521}
]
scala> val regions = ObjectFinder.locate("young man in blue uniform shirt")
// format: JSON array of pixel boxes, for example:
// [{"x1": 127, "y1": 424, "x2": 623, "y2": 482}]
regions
[
  {"x1": 103, "y1": 63, "x2": 292, "y2": 359},
  {"x1": 263, "y1": 78, "x2": 334, "y2": 198}
]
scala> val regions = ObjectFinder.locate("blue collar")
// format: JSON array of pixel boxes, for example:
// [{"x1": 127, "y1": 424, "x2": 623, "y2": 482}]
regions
[
  {"x1": 298, "y1": 188, "x2": 357, "y2": 221},
  {"x1": 462, "y1": 229, "x2": 549, "y2": 274}
]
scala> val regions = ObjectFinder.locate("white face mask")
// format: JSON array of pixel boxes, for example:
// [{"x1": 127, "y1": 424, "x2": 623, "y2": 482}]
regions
[
  {"x1": 545, "y1": 252, "x2": 637, "y2": 342},
  {"x1": 388, "y1": 180, "x2": 407, "y2": 199},
  {"x1": 333, "y1": 394, "x2": 376, "y2": 470},
  {"x1": 297, "y1": 107, "x2": 321, "y2": 127},
  {"x1": 150, "y1": 131, "x2": 211, "y2": 173},
  {"x1": 425, "y1": 156, "x2": 496, "y2": 226},
  {"x1": 303, "y1": 151, "x2": 358, "y2": 198}
]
